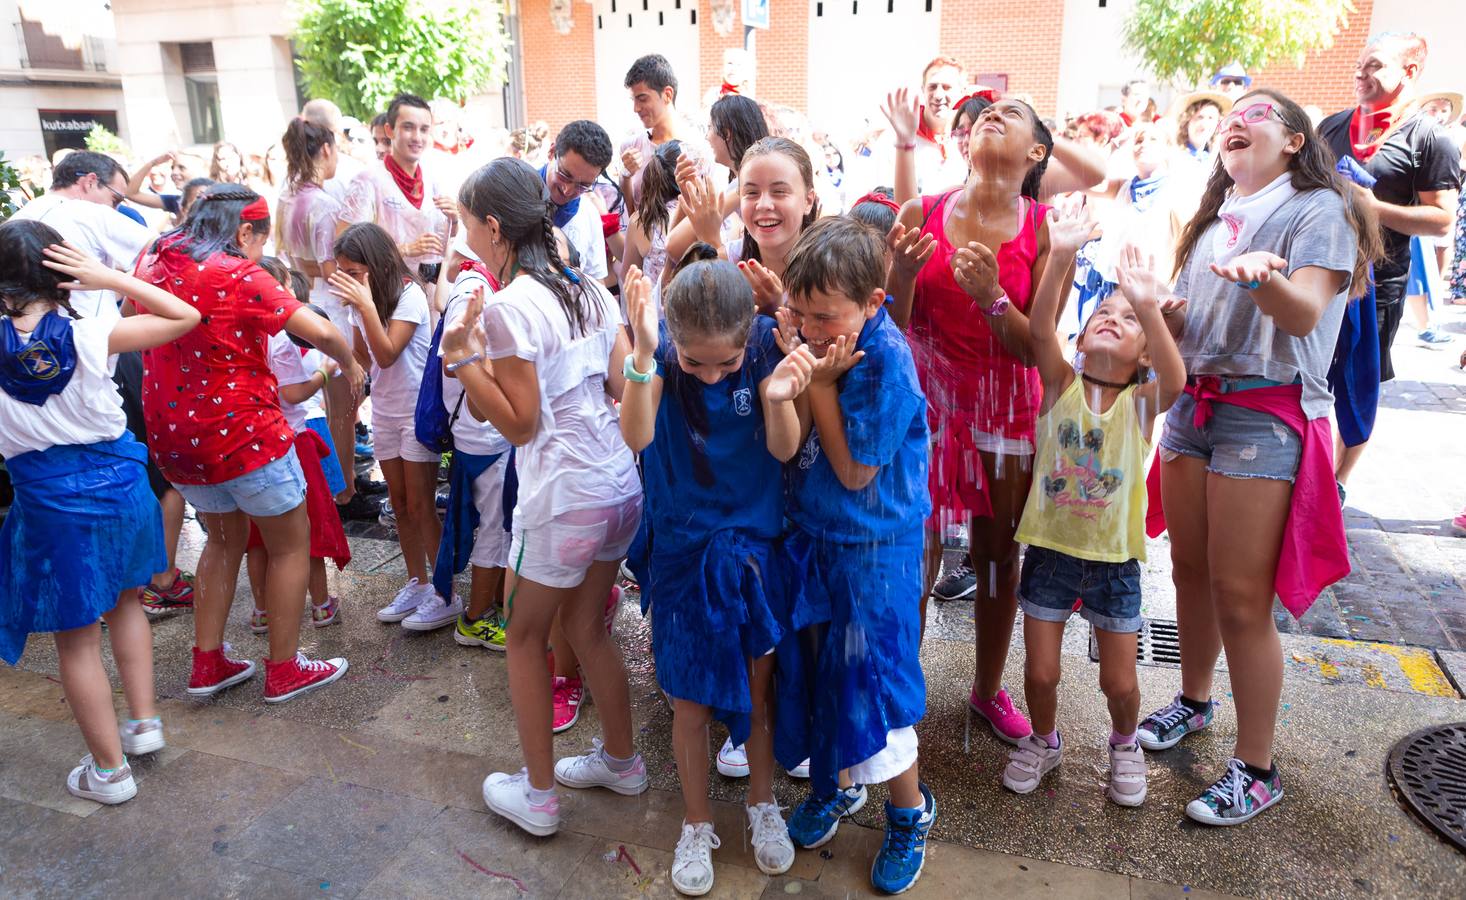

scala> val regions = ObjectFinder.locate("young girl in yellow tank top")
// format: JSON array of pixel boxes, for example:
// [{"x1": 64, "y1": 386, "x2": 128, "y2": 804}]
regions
[{"x1": 1003, "y1": 202, "x2": 1186, "y2": 807}]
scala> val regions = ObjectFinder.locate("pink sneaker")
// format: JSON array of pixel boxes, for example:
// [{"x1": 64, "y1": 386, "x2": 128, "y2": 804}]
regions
[
  {"x1": 552, "y1": 675, "x2": 584, "y2": 733},
  {"x1": 604, "y1": 585, "x2": 621, "y2": 634},
  {"x1": 969, "y1": 687, "x2": 1032, "y2": 745},
  {"x1": 1453, "y1": 511, "x2": 1466, "y2": 537}
]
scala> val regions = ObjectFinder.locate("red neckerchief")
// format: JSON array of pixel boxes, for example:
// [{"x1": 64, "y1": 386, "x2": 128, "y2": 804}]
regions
[
  {"x1": 916, "y1": 106, "x2": 946, "y2": 162},
  {"x1": 720, "y1": 82, "x2": 741, "y2": 96},
  {"x1": 1348, "y1": 105, "x2": 1396, "y2": 162},
  {"x1": 384, "y1": 155, "x2": 424, "y2": 208}
]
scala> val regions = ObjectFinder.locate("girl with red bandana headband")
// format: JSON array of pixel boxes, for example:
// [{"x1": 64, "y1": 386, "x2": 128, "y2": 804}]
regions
[{"x1": 135, "y1": 184, "x2": 365, "y2": 705}]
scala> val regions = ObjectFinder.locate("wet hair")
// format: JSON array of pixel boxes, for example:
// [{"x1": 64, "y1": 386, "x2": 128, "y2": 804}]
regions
[
  {"x1": 1177, "y1": 99, "x2": 1224, "y2": 149},
  {"x1": 1173, "y1": 88, "x2": 1382, "y2": 292},
  {"x1": 624, "y1": 53, "x2": 678, "y2": 102},
  {"x1": 51, "y1": 150, "x2": 124, "y2": 190},
  {"x1": 0, "y1": 220, "x2": 80, "y2": 318},
  {"x1": 333, "y1": 222, "x2": 417, "y2": 325},
  {"x1": 849, "y1": 196, "x2": 897, "y2": 234},
  {"x1": 986, "y1": 99, "x2": 1054, "y2": 202},
  {"x1": 921, "y1": 54, "x2": 965, "y2": 83},
  {"x1": 737, "y1": 137, "x2": 821, "y2": 265},
  {"x1": 663, "y1": 259, "x2": 755, "y2": 347},
  {"x1": 154, "y1": 183, "x2": 268, "y2": 262},
  {"x1": 208, "y1": 142, "x2": 244, "y2": 181},
  {"x1": 553, "y1": 120, "x2": 613, "y2": 171},
  {"x1": 386, "y1": 92, "x2": 431, "y2": 127},
  {"x1": 670, "y1": 241, "x2": 720, "y2": 280},
  {"x1": 458, "y1": 158, "x2": 601, "y2": 336},
  {"x1": 636, "y1": 140, "x2": 683, "y2": 240},
  {"x1": 179, "y1": 177, "x2": 215, "y2": 217},
  {"x1": 784, "y1": 216, "x2": 887, "y2": 303},
  {"x1": 709, "y1": 94, "x2": 769, "y2": 172},
  {"x1": 283, "y1": 116, "x2": 335, "y2": 186}
]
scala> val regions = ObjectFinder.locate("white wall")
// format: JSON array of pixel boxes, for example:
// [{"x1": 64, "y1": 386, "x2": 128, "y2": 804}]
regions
[
  {"x1": 1055, "y1": 0, "x2": 1171, "y2": 119},
  {"x1": 805, "y1": 0, "x2": 941, "y2": 142},
  {"x1": 1367, "y1": 0, "x2": 1466, "y2": 99},
  {"x1": 591, "y1": 0, "x2": 701, "y2": 145},
  {"x1": 0, "y1": 0, "x2": 125, "y2": 157}
]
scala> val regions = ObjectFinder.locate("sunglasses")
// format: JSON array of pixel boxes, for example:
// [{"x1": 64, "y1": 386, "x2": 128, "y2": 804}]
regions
[
  {"x1": 1220, "y1": 102, "x2": 1282, "y2": 129},
  {"x1": 552, "y1": 161, "x2": 598, "y2": 195},
  {"x1": 100, "y1": 181, "x2": 126, "y2": 209},
  {"x1": 1218, "y1": 78, "x2": 1247, "y2": 88}
]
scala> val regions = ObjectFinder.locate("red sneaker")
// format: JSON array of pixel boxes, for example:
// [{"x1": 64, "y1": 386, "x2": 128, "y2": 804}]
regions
[
  {"x1": 141, "y1": 570, "x2": 195, "y2": 617},
  {"x1": 604, "y1": 585, "x2": 621, "y2": 635},
  {"x1": 263, "y1": 653, "x2": 348, "y2": 704},
  {"x1": 187, "y1": 645, "x2": 256, "y2": 697},
  {"x1": 552, "y1": 675, "x2": 584, "y2": 733}
]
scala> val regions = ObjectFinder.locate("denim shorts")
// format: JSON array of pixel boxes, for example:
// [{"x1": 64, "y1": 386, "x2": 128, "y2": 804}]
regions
[
  {"x1": 173, "y1": 448, "x2": 306, "y2": 518},
  {"x1": 1159, "y1": 390, "x2": 1301, "y2": 482},
  {"x1": 1019, "y1": 544, "x2": 1142, "y2": 633}
]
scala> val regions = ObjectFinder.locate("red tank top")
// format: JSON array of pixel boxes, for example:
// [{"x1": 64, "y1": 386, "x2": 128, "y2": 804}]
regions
[{"x1": 910, "y1": 191, "x2": 1047, "y2": 440}]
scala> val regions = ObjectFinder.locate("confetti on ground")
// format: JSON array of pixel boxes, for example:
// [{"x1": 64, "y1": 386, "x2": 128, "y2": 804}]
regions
[{"x1": 456, "y1": 850, "x2": 527, "y2": 892}]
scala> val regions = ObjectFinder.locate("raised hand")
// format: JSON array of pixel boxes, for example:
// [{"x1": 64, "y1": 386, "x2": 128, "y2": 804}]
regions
[
  {"x1": 887, "y1": 222, "x2": 936, "y2": 281},
  {"x1": 772, "y1": 306, "x2": 803, "y2": 355},
  {"x1": 1045, "y1": 196, "x2": 1099, "y2": 256},
  {"x1": 1210, "y1": 251, "x2": 1286, "y2": 290},
  {"x1": 810, "y1": 333, "x2": 866, "y2": 384},
  {"x1": 952, "y1": 242, "x2": 1003, "y2": 306},
  {"x1": 326, "y1": 270, "x2": 374, "y2": 314},
  {"x1": 1115, "y1": 244, "x2": 1165, "y2": 312},
  {"x1": 765, "y1": 345, "x2": 816, "y2": 402},
  {"x1": 41, "y1": 242, "x2": 121, "y2": 293},
  {"x1": 678, "y1": 172, "x2": 724, "y2": 246},
  {"x1": 881, "y1": 88, "x2": 921, "y2": 148},
  {"x1": 441, "y1": 284, "x2": 487, "y2": 359},
  {"x1": 623, "y1": 265, "x2": 659, "y2": 351},
  {"x1": 738, "y1": 259, "x2": 785, "y2": 310}
]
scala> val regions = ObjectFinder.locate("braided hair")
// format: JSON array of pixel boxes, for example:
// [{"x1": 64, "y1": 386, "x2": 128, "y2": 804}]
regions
[
  {"x1": 459, "y1": 158, "x2": 602, "y2": 337},
  {"x1": 0, "y1": 220, "x2": 82, "y2": 319},
  {"x1": 152, "y1": 183, "x2": 269, "y2": 262}
]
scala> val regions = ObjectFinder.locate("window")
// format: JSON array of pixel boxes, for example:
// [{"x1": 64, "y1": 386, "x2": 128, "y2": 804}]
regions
[
  {"x1": 18, "y1": 18, "x2": 83, "y2": 70},
  {"x1": 178, "y1": 42, "x2": 221, "y2": 144}
]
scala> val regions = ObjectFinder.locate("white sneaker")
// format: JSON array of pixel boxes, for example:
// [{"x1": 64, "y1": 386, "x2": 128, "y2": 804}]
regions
[
  {"x1": 553, "y1": 737, "x2": 649, "y2": 795},
  {"x1": 377, "y1": 577, "x2": 427, "y2": 622},
  {"x1": 787, "y1": 758, "x2": 811, "y2": 779},
  {"x1": 401, "y1": 589, "x2": 462, "y2": 631},
  {"x1": 1002, "y1": 733, "x2": 1063, "y2": 794},
  {"x1": 119, "y1": 717, "x2": 165, "y2": 756},
  {"x1": 66, "y1": 755, "x2": 137, "y2": 805},
  {"x1": 715, "y1": 737, "x2": 749, "y2": 778},
  {"x1": 746, "y1": 801, "x2": 794, "y2": 876},
  {"x1": 1107, "y1": 742, "x2": 1148, "y2": 807},
  {"x1": 482, "y1": 768, "x2": 559, "y2": 837},
  {"x1": 671, "y1": 821, "x2": 720, "y2": 896}
]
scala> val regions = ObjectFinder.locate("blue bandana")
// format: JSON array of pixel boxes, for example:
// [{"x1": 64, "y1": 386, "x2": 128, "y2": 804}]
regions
[
  {"x1": 538, "y1": 164, "x2": 581, "y2": 228},
  {"x1": 0, "y1": 311, "x2": 77, "y2": 405}
]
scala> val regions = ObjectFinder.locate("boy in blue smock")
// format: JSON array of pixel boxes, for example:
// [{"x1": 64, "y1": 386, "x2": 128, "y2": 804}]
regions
[{"x1": 774, "y1": 216, "x2": 934, "y2": 895}]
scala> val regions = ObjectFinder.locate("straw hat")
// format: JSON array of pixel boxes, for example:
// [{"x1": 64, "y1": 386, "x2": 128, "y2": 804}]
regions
[
  {"x1": 1169, "y1": 90, "x2": 1233, "y2": 120},
  {"x1": 1415, "y1": 90, "x2": 1463, "y2": 123}
]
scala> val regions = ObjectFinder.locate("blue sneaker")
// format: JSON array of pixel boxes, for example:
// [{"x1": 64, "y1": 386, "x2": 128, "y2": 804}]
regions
[
  {"x1": 871, "y1": 783, "x2": 935, "y2": 895},
  {"x1": 354, "y1": 439, "x2": 374, "y2": 459},
  {"x1": 786, "y1": 783, "x2": 867, "y2": 849}
]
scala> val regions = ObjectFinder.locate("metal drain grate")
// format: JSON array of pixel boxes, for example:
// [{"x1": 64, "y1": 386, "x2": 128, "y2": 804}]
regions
[
  {"x1": 1387, "y1": 723, "x2": 1466, "y2": 852},
  {"x1": 1089, "y1": 618, "x2": 1183, "y2": 667}
]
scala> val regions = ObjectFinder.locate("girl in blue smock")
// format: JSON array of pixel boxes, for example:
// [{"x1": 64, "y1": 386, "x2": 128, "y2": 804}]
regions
[{"x1": 619, "y1": 260, "x2": 815, "y2": 895}]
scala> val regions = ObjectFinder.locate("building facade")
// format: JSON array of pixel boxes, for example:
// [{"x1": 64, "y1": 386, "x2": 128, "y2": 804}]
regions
[{"x1": 0, "y1": 0, "x2": 124, "y2": 159}]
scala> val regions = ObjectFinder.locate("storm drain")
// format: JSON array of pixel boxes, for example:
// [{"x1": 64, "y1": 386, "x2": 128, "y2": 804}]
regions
[
  {"x1": 1089, "y1": 618, "x2": 1182, "y2": 668},
  {"x1": 1387, "y1": 723, "x2": 1466, "y2": 853}
]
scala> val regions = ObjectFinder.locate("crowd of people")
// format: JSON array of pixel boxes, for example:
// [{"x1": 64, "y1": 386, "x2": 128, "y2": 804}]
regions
[{"x1": 1, "y1": 29, "x2": 1463, "y2": 897}]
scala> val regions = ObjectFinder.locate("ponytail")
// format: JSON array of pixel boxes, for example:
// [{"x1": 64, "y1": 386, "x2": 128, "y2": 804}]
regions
[{"x1": 283, "y1": 116, "x2": 334, "y2": 187}]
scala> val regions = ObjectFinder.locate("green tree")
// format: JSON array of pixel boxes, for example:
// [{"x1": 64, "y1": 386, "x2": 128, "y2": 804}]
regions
[
  {"x1": 290, "y1": 0, "x2": 510, "y2": 119},
  {"x1": 0, "y1": 152, "x2": 27, "y2": 220},
  {"x1": 1123, "y1": 0, "x2": 1355, "y2": 87},
  {"x1": 84, "y1": 124, "x2": 128, "y2": 155}
]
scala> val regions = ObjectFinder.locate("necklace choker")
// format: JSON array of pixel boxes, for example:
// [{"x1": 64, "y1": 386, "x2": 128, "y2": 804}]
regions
[{"x1": 1081, "y1": 372, "x2": 1135, "y2": 391}]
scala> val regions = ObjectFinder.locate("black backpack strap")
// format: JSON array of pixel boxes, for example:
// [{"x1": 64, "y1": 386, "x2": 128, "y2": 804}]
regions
[{"x1": 919, "y1": 190, "x2": 959, "y2": 233}]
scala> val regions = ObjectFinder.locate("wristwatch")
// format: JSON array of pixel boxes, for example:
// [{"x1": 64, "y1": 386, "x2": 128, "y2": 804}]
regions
[{"x1": 984, "y1": 292, "x2": 1011, "y2": 317}]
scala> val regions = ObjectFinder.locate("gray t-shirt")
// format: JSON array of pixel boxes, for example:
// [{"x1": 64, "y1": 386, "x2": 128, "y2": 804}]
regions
[{"x1": 1176, "y1": 188, "x2": 1357, "y2": 418}]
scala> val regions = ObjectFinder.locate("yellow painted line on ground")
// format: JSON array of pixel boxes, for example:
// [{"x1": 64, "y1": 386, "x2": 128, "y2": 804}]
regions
[{"x1": 1316, "y1": 638, "x2": 1458, "y2": 697}]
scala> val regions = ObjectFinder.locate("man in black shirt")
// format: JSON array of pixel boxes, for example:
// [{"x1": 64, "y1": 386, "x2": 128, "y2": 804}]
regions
[{"x1": 1317, "y1": 32, "x2": 1460, "y2": 489}]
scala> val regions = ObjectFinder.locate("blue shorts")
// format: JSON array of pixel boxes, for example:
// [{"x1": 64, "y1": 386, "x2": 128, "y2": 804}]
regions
[
  {"x1": 173, "y1": 448, "x2": 306, "y2": 518},
  {"x1": 1019, "y1": 544, "x2": 1142, "y2": 633},
  {"x1": 1159, "y1": 389, "x2": 1301, "y2": 482},
  {"x1": 305, "y1": 417, "x2": 347, "y2": 496}
]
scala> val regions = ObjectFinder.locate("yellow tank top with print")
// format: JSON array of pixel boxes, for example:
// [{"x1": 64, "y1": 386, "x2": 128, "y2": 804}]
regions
[{"x1": 1015, "y1": 377, "x2": 1150, "y2": 564}]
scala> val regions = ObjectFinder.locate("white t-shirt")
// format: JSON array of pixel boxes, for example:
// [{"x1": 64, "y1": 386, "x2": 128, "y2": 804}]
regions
[
  {"x1": 560, "y1": 200, "x2": 609, "y2": 280},
  {"x1": 352, "y1": 282, "x2": 431, "y2": 420},
  {"x1": 324, "y1": 152, "x2": 365, "y2": 206},
  {"x1": 339, "y1": 160, "x2": 450, "y2": 269},
  {"x1": 439, "y1": 267, "x2": 510, "y2": 457},
  {"x1": 265, "y1": 332, "x2": 324, "y2": 433},
  {"x1": 0, "y1": 316, "x2": 127, "y2": 457},
  {"x1": 482, "y1": 276, "x2": 639, "y2": 526},
  {"x1": 10, "y1": 194, "x2": 154, "y2": 322}
]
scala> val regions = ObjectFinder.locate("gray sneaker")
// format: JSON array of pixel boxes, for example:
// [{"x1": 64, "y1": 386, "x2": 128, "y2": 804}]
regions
[
  {"x1": 932, "y1": 563, "x2": 977, "y2": 601},
  {"x1": 1137, "y1": 693, "x2": 1214, "y2": 751}
]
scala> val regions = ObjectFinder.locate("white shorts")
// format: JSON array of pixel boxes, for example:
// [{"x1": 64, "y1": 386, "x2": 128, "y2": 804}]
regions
[
  {"x1": 470, "y1": 454, "x2": 512, "y2": 570},
  {"x1": 509, "y1": 495, "x2": 642, "y2": 590},
  {"x1": 847, "y1": 726, "x2": 920, "y2": 785},
  {"x1": 371, "y1": 412, "x2": 438, "y2": 463}
]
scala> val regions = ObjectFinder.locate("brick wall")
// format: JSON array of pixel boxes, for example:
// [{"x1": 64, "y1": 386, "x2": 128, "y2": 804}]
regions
[
  {"x1": 699, "y1": 9, "x2": 745, "y2": 105},
  {"x1": 520, "y1": 1, "x2": 598, "y2": 137},
  {"x1": 756, "y1": 0, "x2": 808, "y2": 113},
  {"x1": 937, "y1": 0, "x2": 1066, "y2": 116},
  {"x1": 1252, "y1": 0, "x2": 1372, "y2": 113}
]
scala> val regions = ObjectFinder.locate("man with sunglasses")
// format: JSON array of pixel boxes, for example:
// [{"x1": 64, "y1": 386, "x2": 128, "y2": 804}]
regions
[
  {"x1": 542, "y1": 119, "x2": 613, "y2": 282},
  {"x1": 1209, "y1": 64, "x2": 1252, "y2": 103}
]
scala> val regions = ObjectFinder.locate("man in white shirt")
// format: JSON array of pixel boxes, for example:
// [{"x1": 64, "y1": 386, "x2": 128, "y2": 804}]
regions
[
  {"x1": 908, "y1": 55, "x2": 971, "y2": 193},
  {"x1": 543, "y1": 120, "x2": 612, "y2": 282}
]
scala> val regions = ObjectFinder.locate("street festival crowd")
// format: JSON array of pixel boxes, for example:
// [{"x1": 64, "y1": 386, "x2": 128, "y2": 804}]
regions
[{"x1": 1, "y1": 28, "x2": 1464, "y2": 896}]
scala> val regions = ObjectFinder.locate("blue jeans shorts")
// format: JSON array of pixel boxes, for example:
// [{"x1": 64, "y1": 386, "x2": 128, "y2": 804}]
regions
[
  {"x1": 1019, "y1": 544, "x2": 1142, "y2": 633},
  {"x1": 173, "y1": 447, "x2": 307, "y2": 518},
  {"x1": 1159, "y1": 389, "x2": 1301, "y2": 482}
]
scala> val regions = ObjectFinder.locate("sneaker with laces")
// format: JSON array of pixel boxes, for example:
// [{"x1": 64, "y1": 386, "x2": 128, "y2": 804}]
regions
[
  {"x1": 262, "y1": 653, "x2": 348, "y2": 703},
  {"x1": 377, "y1": 578, "x2": 427, "y2": 623},
  {"x1": 1137, "y1": 693, "x2": 1214, "y2": 751},
  {"x1": 187, "y1": 645, "x2": 256, "y2": 696},
  {"x1": 120, "y1": 717, "x2": 165, "y2": 755},
  {"x1": 401, "y1": 589, "x2": 462, "y2": 631},
  {"x1": 969, "y1": 687, "x2": 1032, "y2": 744},
  {"x1": 870, "y1": 782, "x2": 936, "y2": 894},
  {"x1": 1419, "y1": 327, "x2": 1454, "y2": 345},
  {"x1": 249, "y1": 608, "x2": 269, "y2": 634},
  {"x1": 140, "y1": 570, "x2": 194, "y2": 617},
  {"x1": 378, "y1": 500, "x2": 396, "y2": 527},
  {"x1": 454, "y1": 611, "x2": 506, "y2": 650},
  {"x1": 787, "y1": 759, "x2": 811, "y2": 779},
  {"x1": 716, "y1": 737, "x2": 750, "y2": 778},
  {"x1": 66, "y1": 755, "x2": 137, "y2": 805},
  {"x1": 483, "y1": 769, "x2": 560, "y2": 837},
  {"x1": 1106, "y1": 742, "x2": 1147, "y2": 806},
  {"x1": 1002, "y1": 733, "x2": 1062, "y2": 793},
  {"x1": 786, "y1": 783, "x2": 867, "y2": 849},
  {"x1": 336, "y1": 493, "x2": 382, "y2": 522},
  {"x1": 311, "y1": 596, "x2": 341, "y2": 628},
  {"x1": 553, "y1": 737, "x2": 649, "y2": 795},
  {"x1": 552, "y1": 675, "x2": 584, "y2": 733},
  {"x1": 931, "y1": 562, "x2": 977, "y2": 600},
  {"x1": 1185, "y1": 757, "x2": 1283, "y2": 826},
  {"x1": 671, "y1": 821, "x2": 720, "y2": 896},
  {"x1": 747, "y1": 802, "x2": 794, "y2": 875}
]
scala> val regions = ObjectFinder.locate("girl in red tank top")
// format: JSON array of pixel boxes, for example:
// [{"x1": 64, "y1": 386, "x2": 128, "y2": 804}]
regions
[{"x1": 889, "y1": 99, "x2": 1061, "y2": 744}]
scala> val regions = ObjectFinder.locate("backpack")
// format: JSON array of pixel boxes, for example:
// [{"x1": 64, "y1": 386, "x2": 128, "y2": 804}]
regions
[{"x1": 414, "y1": 260, "x2": 497, "y2": 453}]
